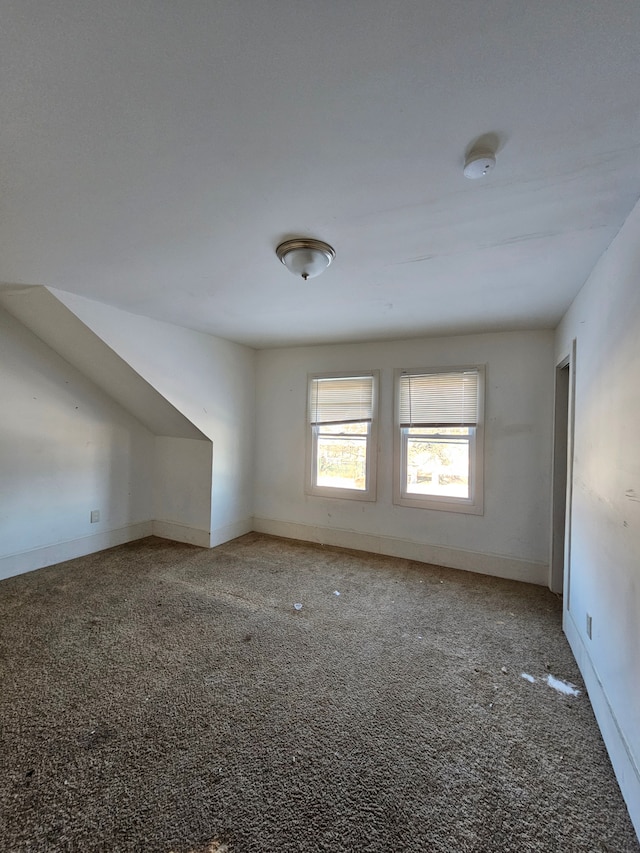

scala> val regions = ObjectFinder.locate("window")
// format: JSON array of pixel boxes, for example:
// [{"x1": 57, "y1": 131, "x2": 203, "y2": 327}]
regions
[
  {"x1": 394, "y1": 367, "x2": 484, "y2": 513},
  {"x1": 306, "y1": 372, "x2": 378, "y2": 500}
]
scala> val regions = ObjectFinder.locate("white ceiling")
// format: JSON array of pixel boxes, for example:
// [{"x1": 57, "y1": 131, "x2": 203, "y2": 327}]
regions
[{"x1": 1, "y1": 1, "x2": 639, "y2": 348}]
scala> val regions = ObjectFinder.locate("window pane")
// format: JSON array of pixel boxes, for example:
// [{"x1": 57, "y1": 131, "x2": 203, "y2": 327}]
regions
[
  {"x1": 317, "y1": 432, "x2": 367, "y2": 490},
  {"x1": 405, "y1": 433, "x2": 470, "y2": 498}
]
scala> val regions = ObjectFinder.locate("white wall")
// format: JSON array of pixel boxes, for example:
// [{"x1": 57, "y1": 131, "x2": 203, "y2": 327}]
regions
[
  {"x1": 0, "y1": 307, "x2": 155, "y2": 579},
  {"x1": 153, "y1": 436, "x2": 213, "y2": 547},
  {"x1": 254, "y1": 330, "x2": 554, "y2": 584},
  {"x1": 52, "y1": 290, "x2": 256, "y2": 543},
  {"x1": 555, "y1": 199, "x2": 640, "y2": 835}
]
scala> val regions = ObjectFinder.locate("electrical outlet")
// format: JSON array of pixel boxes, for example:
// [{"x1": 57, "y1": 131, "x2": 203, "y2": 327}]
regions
[
  {"x1": 586, "y1": 613, "x2": 592, "y2": 639},
  {"x1": 90, "y1": 510, "x2": 100, "y2": 523}
]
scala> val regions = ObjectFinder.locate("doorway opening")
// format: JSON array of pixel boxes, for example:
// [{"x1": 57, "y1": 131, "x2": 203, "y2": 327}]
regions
[{"x1": 550, "y1": 345, "x2": 575, "y2": 602}]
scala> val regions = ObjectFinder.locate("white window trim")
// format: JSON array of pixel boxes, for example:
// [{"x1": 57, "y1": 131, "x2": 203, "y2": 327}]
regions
[
  {"x1": 393, "y1": 366, "x2": 485, "y2": 515},
  {"x1": 305, "y1": 370, "x2": 379, "y2": 501}
]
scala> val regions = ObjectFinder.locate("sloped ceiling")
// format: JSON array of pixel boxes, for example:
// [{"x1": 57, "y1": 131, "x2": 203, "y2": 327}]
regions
[
  {"x1": 0, "y1": 287, "x2": 207, "y2": 440},
  {"x1": 0, "y1": 1, "x2": 639, "y2": 348}
]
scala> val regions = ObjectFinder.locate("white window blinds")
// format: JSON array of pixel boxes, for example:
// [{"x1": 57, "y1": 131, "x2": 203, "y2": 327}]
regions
[
  {"x1": 399, "y1": 370, "x2": 480, "y2": 427},
  {"x1": 309, "y1": 375, "x2": 375, "y2": 426}
]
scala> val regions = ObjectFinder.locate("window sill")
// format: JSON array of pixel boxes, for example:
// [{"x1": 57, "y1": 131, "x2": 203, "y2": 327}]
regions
[
  {"x1": 394, "y1": 494, "x2": 483, "y2": 514},
  {"x1": 306, "y1": 485, "x2": 376, "y2": 502}
]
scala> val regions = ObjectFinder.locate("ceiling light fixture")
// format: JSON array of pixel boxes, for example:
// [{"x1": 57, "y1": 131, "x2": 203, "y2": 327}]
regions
[
  {"x1": 463, "y1": 148, "x2": 496, "y2": 179},
  {"x1": 276, "y1": 238, "x2": 336, "y2": 281}
]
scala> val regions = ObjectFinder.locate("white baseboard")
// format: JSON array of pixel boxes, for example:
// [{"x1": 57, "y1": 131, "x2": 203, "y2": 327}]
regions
[
  {"x1": 251, "y1": 517, "x2": 547, "y2": 585},
  {"x1": 0, "y1": 517, "x2": 256, "y2": 581},
  {"x1": 152, "y1": 517, "x2": 253, "y2": 548},
  {"x1": 209, "y1": 517, "x2": 253, "y2": 547},
  {"x1": 152, "y1": 520, "x2": 211, "y2": 548},
  {"x1": 564, "y1": 609, "x2": 640, "y2": 840},
  {"x1": 0, "y1": 522, "x2": 153, "y2": 581}
]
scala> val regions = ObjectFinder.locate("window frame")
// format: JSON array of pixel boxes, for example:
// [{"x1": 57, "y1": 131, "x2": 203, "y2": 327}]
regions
[
  {"x1": 393, "y1": 366, "x2": 485, "y2": 514},
  {"x1": 305, "y1": 370, "x2": 379, "y2": 501}
]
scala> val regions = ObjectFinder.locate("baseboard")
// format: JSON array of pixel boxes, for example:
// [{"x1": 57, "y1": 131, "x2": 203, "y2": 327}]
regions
[
  {"x1": 0, "y1": 522, "x2": 153, "y2": 581},
  {"x1": 209, "y1": 517, "x2": 253, "y2": 547},
  {"x1": 564, "y1": 609, "x2": 640, "y2": 840},
  {"x1": 251, "y1": 517, "x2": 548, "y2": 585},
  {"x1": 0, "y1": 517, "x2": 256, "y2": 581},
  {"x1": 152, "y1": 517, "x2": 253, "y2": 548},
  {"x1": 152, "y1": 520, "x2": 211, "y2": 548}
]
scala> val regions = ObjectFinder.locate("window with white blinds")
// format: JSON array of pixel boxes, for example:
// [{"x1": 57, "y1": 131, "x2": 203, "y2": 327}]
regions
[
  {"x1": 309, "y1": 375, "x2": 375, "y2": 426},
  {"x1": 306, "y1": 372, "x2": 378, "y2": 501},
  {"x1": 398, "y1": 369, "x2": 480, "y2": 427},
  {"x1": 394, "y1": 366, "x2": 484, "y2": 514}
]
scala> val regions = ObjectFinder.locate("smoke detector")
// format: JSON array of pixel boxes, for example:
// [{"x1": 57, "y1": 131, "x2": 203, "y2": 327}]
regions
[{"x1": 463, "y1": 148, "x2": 496, "y2": 179}]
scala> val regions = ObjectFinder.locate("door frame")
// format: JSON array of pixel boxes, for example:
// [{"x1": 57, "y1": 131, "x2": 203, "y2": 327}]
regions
[{"x1": 550, "y1": 340, "x2": 576, "y2": 602}]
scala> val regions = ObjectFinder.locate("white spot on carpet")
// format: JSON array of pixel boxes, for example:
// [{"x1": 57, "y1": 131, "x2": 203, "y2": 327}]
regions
[
  {"x1": 546, "y1": 674, "x2": 580, "y2": 696},
  {"x1": 293, "y1": 603, "x2": 303, "y2": 610},
  {"x1": 501, "y1": 666, "x2": 508, "y2": 674},
  {"x1": 333, "y1": 590, "x2": 340, "y2": 596},
  {"x1": 175, "y1": 842, "x2": 228, "y2": 853},
  {"x1": 521, "y1": 673, "x2": 536, "y2": 683}
]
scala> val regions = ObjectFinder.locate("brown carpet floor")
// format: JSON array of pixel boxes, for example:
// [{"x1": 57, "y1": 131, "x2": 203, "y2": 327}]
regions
[{"x1": 0, "y1": 533, "x2": 637, "y2": 853}]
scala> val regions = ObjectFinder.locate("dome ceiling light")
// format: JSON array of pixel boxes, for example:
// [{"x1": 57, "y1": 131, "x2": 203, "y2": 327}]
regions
[{"x1": 276, "y1": 238, "x2": 336, "y2": 281}]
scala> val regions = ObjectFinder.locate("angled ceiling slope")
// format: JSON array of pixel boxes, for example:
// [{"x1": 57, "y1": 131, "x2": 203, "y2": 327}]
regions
[{"x1": 0, "y1": 287, "x2": 207, "y2": 440}]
